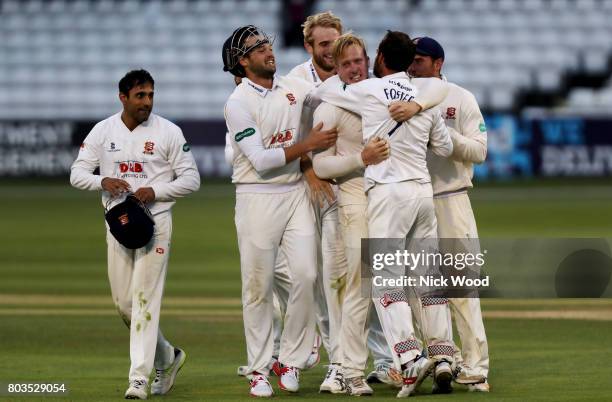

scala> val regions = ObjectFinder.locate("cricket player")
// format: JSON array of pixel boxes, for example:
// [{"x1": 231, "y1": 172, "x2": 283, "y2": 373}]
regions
[
  {"x1": 70, "y1": 69, "x2": 200, "y2": 400},
  {"x1": 222, "y1": 25, "x2": 338, "y2": 397},
  {"x1": 286, "y1": 12, "x2": 349, "y2": 393},
  {"x1": 226, "y1": 76, "x2": 304, "y2": 380},
  {"x1": 409, "y1": 36, "x2": 490, "y2": 393},
  {"x1": 312, "y1": 33, "x2": 389, "y2": 396},
  {"x1": 316, "y1": 31, "x2": 456, "y2": 398}
]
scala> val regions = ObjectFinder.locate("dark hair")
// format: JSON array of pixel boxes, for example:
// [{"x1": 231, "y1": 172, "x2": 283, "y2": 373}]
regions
[
  {"x1": 378, "y1": 31, "x2": 415, "y2": 72},
  {"x1": 119, "y1": 69, "x2": 154, "y2": 96}
]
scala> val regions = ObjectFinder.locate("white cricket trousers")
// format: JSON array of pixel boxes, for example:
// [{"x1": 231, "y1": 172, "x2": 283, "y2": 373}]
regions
[
  {"x1": 235, "y1": 186, "x2": 318, "y2": 376},
  {"x1": 337, "y1": 202, "x2": 371, "y2": 378},
  {"x1": 367, "y1": 181, "x2": 453, "y2": 368},
  {"x1": 107, "y1": 211, "x2": 176, "y2": 383},
  {"x1": 312, "y1": 197, "x2": 347, "y2": 364},
  {"x1": 434, "y1": 193, "x2": 489, "y2": 378},
  {"x1": 273, "y1": 193, "x2": 348, "y2": 364}
]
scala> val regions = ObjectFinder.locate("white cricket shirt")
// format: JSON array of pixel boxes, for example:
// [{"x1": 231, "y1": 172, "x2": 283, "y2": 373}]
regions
[
  {"x1": 312, "y1": 103, "x2": 366, "y2": 206},
  {"x1": 427, "y1": 81, "x2": 488, "y2": 196},
  {"x1": 318, "y1": 72, "x2": 453, "y2": 190},
  {"x1": 70, "y1": 112, "x2": 200, "y2": 215},
  {"x1": 224, "y1": 76, "x2": 315, "y2": 191},
  {"x1": 287, "y1": 58, "x2": 323, "y2": 85}
]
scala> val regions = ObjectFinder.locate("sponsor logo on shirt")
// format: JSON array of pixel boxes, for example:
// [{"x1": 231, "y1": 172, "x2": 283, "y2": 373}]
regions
[
  {"x1": 107, "y1": 142, "x2": 121, "y2": 152},
  {"x1": 182, "y1": 143, "x2": 191, "y2": 152},
  {"x1": 445, "y1": 107, "x2": 456, "y2": 120},
  {"x1": 118, "y1": 161, "x2": 148, "y2": 178},
  {"x1": 286, "y1": 93, "x2": 297, "y2": 105},
  {"x1": 235, "y1": 127, "x2": 255, "y2": 142},
  {"x1": 479, "y1": 122, "x2": 487, "y2": 132},
  {"x1": 156, "y1": 247, "x2": 165, "y2": 254},
  {"x1": 248, "y1": 82, "x2": 265, "y2": 93},
  {"x1": 143, "y1": 141, "x2": 155, "y2": 155},
  {"x1": 269, "y1": 129, "x2": 295, "y2": 148}
]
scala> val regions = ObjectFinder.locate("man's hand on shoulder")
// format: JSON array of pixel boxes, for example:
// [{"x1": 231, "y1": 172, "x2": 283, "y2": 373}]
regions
[{"x1": 389, "y1": 101, "x2": 422, "y2": 123}]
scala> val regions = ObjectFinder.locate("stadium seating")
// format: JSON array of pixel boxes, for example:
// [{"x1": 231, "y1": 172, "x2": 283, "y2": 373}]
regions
[{"x1": 0, "y1": 0, "x2": 611, "y2": 119}]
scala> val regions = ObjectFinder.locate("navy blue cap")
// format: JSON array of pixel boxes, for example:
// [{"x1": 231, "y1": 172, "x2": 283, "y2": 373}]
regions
[
  {"x1": 413, "y1": 37, "x2": 445, "y2": 60},
  {"x1": 105, "y1": 195, "x2": 155, "y2": 249}
]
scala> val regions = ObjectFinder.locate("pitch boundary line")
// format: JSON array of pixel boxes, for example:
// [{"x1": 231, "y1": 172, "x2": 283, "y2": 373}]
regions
[{"x1": 1, "y1": 308, "x2": 612, "y2": 321}]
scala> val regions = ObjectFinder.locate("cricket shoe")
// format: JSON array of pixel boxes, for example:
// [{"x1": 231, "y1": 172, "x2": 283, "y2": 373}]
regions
[
  {"x1": 432, "y1": 360, "x2": 453, "y2": 394},
  {"x1": 345, "y1": 376, "x2": 373, "y2": 396},
  {"x1": 305, "y1": 334, "x2": 321, "y2": 369},
  {"x1": 468, "y1": 379, "x2": 490, "y2": 392},
  {"x1": 319, "y1": 364, "x2": 346, "y2": 393},
  {"x1": 366, "y1": 364, "x2": 403, "y2": 388},
  {"x1": 396, "y1": 355, "x2": 435, "y2": 398},
  {"x1": 278, "y1": 366, "x2": 300, "y2": 392},
  {"x1": 125, "y1": 379, "x2": 148, "y2": 400},
  {"x1": 453, "y1": 363, "x2": 486, "y2": 385},
  {"x1": 271, "y1": 358, "x2": 282, "y2": 376},
  {"x1": 151, "y1": 348, "x2": 186, "y2": 395},
  {"x1": 249, "y1": 373, "x2": 273, "y2": 397}
]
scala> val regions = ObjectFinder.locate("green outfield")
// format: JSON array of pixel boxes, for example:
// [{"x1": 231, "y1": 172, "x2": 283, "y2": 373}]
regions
[{"x1": 1, "y1": 179, "x2": 612, "y2": 401}]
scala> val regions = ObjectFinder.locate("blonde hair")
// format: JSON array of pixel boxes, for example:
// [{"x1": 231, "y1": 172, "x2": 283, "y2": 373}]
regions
[
  {"x1": 302, "y1": 11, "x2": 343, "y2": 45},
  {"x1": 332, "y1": 33, "x2": 367, "y2": 64}
]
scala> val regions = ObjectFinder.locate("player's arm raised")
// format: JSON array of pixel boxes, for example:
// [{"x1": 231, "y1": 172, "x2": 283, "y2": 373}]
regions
[
  {"x1": 389, "y1": 77, "x2": 449, "y2": 122},
  {"x1": 312, "y1": 103, "x2": 389, "y2": 180}
]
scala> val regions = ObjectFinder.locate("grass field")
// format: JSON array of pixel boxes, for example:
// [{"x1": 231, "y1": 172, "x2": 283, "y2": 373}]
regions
[{"x1": 1, "y1": 179, "x2": 612, "y2": 401}]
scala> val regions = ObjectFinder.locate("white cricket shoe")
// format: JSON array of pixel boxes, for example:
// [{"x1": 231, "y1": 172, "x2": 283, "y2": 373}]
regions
[
  {"x1": 469, "y1": 379, "x2": 490, "y2": 392},
  {"x1": 319, "y1": 364, "x2": 345, "y2": 393},
  {"x1": 151, "y1": 348, "x2": 186, "y2": 395},
  {"x1": 396, "y1": 356, "x2": 435, "y2": 398},
  {"x1": 454, "y1": 363, "x2": 486, "y2": 385},
  {"x1": 366, "y1": 364, "x2": 403, "y2": 388},
  {"x1": 305, "y1": 335, "x2": 321, "y2": 369},
  {"x1": 125, "y1": 379, "x2": 148, "y2": 400},
  {"x1": 345, "y1": 376, "x2": 373, "y2": 396},
  {"x1": 278, "y1": 366, "x2": 300, "y2": 392},
  {"x1": 432, "y1": 361, "x2": 453, "y2": 394},
  {"x1": 249, "y1": 373, "x2": 273, "y2": 397}
]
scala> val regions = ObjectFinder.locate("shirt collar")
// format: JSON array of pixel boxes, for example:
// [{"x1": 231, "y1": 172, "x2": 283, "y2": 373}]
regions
[
  {"x1": 386, "y1": 71, "x2": 409, "y2": 80},
  {"x1": 243, "y1": 77, "x2": 280, "y2": 98},
  {"x1": 307, "y1": 59, "x2": 321, "y2": 84}
]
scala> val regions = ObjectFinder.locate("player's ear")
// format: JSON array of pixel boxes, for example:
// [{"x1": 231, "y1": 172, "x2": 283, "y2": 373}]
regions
[
  {"x1": 304, "y1": 40, "x2": 314, "y2": 55},
  {"x1": 119, "y1": 92, "x2": 128, "y2": 104},
  {"x1": 239, "y1": 56, "x2": 249, "y2": 69}
]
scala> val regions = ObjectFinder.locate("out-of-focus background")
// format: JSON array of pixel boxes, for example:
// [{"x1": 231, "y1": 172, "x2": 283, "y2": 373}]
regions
[
  {"x1": 2, "y1": 0, "x2": 612, "y2": 178},
  {"x1": 2, "y1": 1, "x2": 612, "y2": 401}
]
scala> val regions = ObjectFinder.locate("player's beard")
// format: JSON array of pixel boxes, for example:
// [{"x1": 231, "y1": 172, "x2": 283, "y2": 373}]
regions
[
  {"x1": 313, "y1": 51, "x2": 335, "y2": 73},
  {"x1": 251, "y1": 61, "x2": 276, "y2": 80}
]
